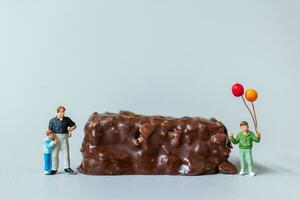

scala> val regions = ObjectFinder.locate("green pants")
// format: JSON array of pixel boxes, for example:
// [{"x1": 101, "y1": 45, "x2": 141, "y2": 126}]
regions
[{"x1": 239, "y1": 149, "x2": 254, "y2": 173}]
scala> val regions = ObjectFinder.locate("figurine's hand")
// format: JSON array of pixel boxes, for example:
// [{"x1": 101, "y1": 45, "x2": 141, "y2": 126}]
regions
[
  {"x1": 53, "y1": 139, "x2": 59, "y2": 145},
  {"x1": 255, "y1": 130, "x2": 261, "y2": 136},
  {"x1": 229, "y1": 133, "x2": 234, "y2": 137},
  {"x1": 68, "y1": 131, "x2": 73, "y2": 137}
]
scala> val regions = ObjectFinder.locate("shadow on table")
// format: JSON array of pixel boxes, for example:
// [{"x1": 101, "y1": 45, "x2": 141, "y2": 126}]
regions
[{"x1": 230, "y1": 158, "x2": 281, "y2": 175}]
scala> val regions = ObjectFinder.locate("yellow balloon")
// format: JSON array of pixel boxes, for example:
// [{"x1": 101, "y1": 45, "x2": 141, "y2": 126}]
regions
[{"x1": 245, "y1": 89, "x2": 258, "y2": 102}]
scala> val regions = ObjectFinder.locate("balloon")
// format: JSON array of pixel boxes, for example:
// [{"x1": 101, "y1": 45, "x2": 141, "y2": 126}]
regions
[
  {"x1": 232, "y1": 83, "x2": 244, "y2": 97},
  {"x1": 245, "y1": 89, "x2": 258, "y2": 102}
]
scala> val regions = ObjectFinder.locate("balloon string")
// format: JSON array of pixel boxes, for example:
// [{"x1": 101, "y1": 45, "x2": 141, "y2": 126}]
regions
[
  {"x1": 251, "y1": 102, "x2": 258, "y2": 130},
  {"x1": 241, "y1": 96, "x2": 257, "y2": 130}
]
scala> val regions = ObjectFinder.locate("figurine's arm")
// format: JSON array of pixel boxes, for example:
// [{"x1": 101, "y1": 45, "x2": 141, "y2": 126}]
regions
[
  {"x1": 229, "y1": 133, "x2": 239, "y2": 144},
  {"x1": 252, "y1": 130, "x2": 261, "y2": 143},
  {"x1": 67, "y1": 118, "x2": 77, "y2": 137},
  {"x1": 45, "y1": 139, "x2": 56, "y2": 149},
  {"x1": 48, "y1": 120, "x2": 54, "y2": 132},
  {"x1": 52, "y1": 135, "x2": 59, "y2": 145},
  {"x1": 68, "y1": 125, "x2": 77, "y2": 133},
  {"x1": 68, "y1": 125, "x2": 76, "y2": 137}
]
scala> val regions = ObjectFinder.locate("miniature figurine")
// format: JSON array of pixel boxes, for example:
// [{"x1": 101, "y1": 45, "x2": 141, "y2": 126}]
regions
[
  {"x1": 43, "y1": 130, "x2": 58, "y2": 175},
  {"x1": 230, "y1": 121, "x2": 261, "y2": 176},
  {"x1": 48, "y1": 106, "x2": 77, "y2": 175}
]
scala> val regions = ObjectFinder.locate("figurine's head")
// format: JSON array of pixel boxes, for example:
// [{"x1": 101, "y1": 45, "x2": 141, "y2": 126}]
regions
[
  {"x1": 46, "y1": 129, "x2": 55, "y2": 139},
  {"x1": 56, "y1": 106, "x2": 66, "y2": 118},
  {"x1": 240, "y1": 121, "x2": 249, "y2": 132}
]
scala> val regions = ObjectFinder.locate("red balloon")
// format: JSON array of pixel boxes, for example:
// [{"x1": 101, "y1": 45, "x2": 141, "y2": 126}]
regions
[{"x1": 232, "y1": 83, "x2": 244, "y2": 97}]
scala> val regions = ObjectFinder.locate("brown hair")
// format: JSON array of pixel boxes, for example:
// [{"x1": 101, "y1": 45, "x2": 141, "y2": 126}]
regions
[
  {"x1": 240, "y1": 121, "x2": 249, "y2": 127},
  {"x1": 46, "y1": 129, "x2": 54, "y2": 136},
  {"x1": 56, "y1": 106, "x2": 66, "y2": 113}
]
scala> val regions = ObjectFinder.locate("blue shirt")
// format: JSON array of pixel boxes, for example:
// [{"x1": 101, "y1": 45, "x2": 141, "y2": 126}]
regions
[
  {"x1": 49, "y1": 116, "x2": 76, "y2": 134},
  {"x1": 44, "y1": 138, "x2": 55, "y2": 154}
]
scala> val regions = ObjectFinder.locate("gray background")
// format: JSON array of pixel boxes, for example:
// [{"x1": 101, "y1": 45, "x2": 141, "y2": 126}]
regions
[{"x1": 0, "y1": 0, "x2": 299, "y2": 199}]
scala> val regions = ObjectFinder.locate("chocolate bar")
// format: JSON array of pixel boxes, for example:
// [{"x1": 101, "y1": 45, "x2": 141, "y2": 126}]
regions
[{"x1": 78, "y1": 111, "x2": 237, "y2": 175}]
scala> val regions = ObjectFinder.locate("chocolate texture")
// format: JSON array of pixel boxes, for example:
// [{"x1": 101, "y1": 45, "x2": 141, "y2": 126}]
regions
[{"x1": 78, "y1": 111, "x2": 238, "y2": 175}]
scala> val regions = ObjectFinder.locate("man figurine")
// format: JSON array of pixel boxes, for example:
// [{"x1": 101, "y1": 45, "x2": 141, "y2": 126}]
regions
[
  {"x1": 230, "y1": 121, "x2": 261, "y2": 176},
  {"x1": 48, "y1": 106, "x2": 77, "y2": 175}
]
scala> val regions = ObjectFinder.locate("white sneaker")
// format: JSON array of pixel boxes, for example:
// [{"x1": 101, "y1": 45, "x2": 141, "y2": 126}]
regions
[
  {"x1": 249, "y1": 172, "x2": 256, "y2": 176},
  {"x1": 239, "y1": 171, "x2": 246, "y2": 175}
]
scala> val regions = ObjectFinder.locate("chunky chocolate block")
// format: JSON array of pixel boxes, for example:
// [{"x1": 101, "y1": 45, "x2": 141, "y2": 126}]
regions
[{"x1": 78, "y1": 111, "x2": 238, "y2": 175}]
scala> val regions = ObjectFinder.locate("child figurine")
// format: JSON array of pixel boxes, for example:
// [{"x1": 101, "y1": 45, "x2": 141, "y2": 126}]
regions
[
  {"x1": 43, "y1": 130, "x2": 58, "y2": 175},
  {"x1": 230, "y1": 121, "x2": 261, "y2": 176}
]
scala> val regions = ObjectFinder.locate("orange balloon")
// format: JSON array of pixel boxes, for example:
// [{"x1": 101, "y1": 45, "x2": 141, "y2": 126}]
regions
[{"x1": 245, "y1": 89, "x2": 258, "y2": 102}]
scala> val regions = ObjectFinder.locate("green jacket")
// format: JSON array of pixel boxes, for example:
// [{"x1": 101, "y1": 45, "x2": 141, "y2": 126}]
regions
[{"x1": 230, "y1": 131, "x2": 260, "y2": 149}]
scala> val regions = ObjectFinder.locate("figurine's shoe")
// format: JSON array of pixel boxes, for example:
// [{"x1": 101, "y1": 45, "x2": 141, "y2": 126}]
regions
[
  {"x1": 45, "y1": 170, "x2": 57, "y2": 175},
  {"x1": 64, "y1": 168, "x2": 74, "y2": 173},
  {"x1": 249, "y1": 172, "x2": 256, "y2": 176},
  {"x1": 239, "y1": 171, "x2": 246, "y2": 175}
]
